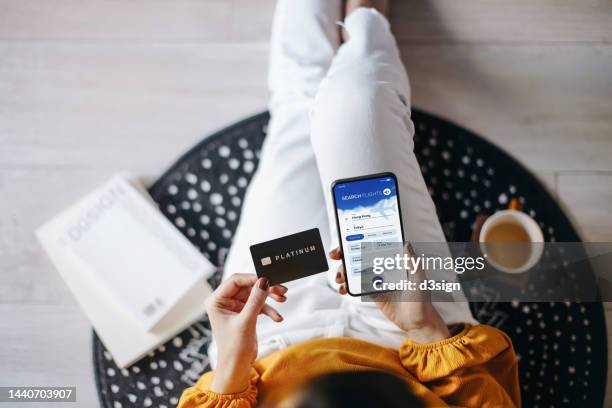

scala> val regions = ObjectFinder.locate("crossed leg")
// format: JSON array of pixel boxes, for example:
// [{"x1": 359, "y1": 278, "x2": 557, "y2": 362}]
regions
[
  {"x1": 210, "y1": 0, "x2": 346, "y2": 368},
  {"x1": 222, "y1": 0, "x2": 340, "y2": 280},
  {"x1": 310, "y1": 8, "x2": 476, "y2": 346},
  {"x1": 211, "y1": 1, "x2": 475, "y2": 367}
]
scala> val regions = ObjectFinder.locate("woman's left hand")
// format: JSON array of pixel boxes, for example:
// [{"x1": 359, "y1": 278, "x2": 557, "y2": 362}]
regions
[
  {"x1": 329, "y1": 247, "x2": 450, "y2": 343},
  {"x1": 206, "y1": 273, "x2": 287, "y2": 394}
]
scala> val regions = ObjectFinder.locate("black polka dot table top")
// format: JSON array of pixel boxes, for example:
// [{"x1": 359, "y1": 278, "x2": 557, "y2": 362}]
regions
[{"x1": 93, "y1": 110, "x2": 607, "y2": 408}]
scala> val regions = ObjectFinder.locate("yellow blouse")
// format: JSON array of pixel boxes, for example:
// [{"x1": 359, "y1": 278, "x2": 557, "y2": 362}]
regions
[{"x1": 178, "y1": 324, "x2": 520, "y2": 407}]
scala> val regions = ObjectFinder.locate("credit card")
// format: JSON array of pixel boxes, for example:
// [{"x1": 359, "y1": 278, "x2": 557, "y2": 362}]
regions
[{"x1": 250, "y1": 228, "x2": 328, "y2": 285}]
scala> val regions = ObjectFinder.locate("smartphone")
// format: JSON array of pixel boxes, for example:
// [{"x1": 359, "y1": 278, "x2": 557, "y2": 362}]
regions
[{"x1": 331, "y1": 172, "x2": 406, "y2": 296}]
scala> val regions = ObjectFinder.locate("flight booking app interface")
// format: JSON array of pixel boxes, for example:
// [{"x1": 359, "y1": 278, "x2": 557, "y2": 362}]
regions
[{"x1": 333, "y1": 175, "x2": 403, "y2": 294}]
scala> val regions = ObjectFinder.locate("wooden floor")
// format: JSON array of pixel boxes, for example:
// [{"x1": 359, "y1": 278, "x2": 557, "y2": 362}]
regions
[{"x1": 1, "y1": 1, "x2": 611, "y2": 406}]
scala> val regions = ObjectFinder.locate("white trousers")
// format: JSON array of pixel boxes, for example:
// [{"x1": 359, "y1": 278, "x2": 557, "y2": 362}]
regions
[{"x1": 210, "y1": 1, "x2": 476, "y2": 368}]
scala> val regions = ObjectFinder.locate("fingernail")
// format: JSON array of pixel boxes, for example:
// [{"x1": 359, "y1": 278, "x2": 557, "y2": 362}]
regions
[
  {"x1": 278, "y1": 285, "x2": 288, "y2": 292},
  {"x1": 258, "y1": 277, "x2": 270, "y2": 290}
]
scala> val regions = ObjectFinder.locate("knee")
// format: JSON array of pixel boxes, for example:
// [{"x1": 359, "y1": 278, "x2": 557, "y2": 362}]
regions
[
  {"x1": 311, "y1": 66, "x2": 397, "y2": 140},
  {"x1": 314, "y1": 66, "x2": 388, "y2": 121},
  {"x1": 343, "y1": 8, "x2": 395, "y2": 56}
]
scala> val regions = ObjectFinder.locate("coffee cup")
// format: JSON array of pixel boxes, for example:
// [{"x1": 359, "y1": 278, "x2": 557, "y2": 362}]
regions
[{"x1": 479, "y1": 202, "x2": 544, "y2": 274}]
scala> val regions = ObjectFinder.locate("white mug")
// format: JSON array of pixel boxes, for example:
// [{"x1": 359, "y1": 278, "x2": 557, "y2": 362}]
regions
[{"x1": 479, "y1": 209, "x2": 544, "y2": 274}]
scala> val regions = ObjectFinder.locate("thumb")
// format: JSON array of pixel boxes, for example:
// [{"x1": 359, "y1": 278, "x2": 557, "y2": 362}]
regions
[{"x1": 241, "y1": 277, "x2": 270, "y2": 320}]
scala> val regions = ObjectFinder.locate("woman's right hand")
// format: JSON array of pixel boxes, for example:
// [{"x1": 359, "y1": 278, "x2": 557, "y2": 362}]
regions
[
  {"x1": 329, "y1": 247, "x2": 450, "y2": 343},
  {"x1": 205, "y1": 274, "x2": 287, "y2": 394}
]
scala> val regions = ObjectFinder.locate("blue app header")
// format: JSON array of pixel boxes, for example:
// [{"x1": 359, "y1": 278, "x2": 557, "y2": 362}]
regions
[{"x1": 333, "y1": 175, "x2": 397, "y2": 211}]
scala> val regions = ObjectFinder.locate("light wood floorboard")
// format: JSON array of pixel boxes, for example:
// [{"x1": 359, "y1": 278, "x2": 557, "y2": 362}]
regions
[{"x1": 1, "y1": 1, "x2": 611, "y2": 406}]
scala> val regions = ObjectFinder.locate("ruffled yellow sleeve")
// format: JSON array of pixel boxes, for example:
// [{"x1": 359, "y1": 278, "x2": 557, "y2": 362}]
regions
[
  {"x1": 400, "y1": 323, "x2": 520, "y2": 408},
  {"x1": 177, "y1": 369, "x2": 259, "y2": 408}
]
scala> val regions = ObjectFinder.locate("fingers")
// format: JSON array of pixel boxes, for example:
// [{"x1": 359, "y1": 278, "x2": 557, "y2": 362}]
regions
[
  {"x1": 215, "y1": 273, "x2": 286, "y2": 297},
  {"x1": 234, "y1": 283, "x2": 287, "y2": 303},
  {"x1": 335, "y1": 267, "x2": 348, "y2": 295},
  {"x1": 208, "y1": 274, "x2": 286, "y2": 327},
  {"x1": 335, "y1": 267, "x2": 346, "y2": 284},
  {"x1": 270, "y1": 284, "x2": 288, "y2": 298},
  {"x1": 331, "y1": 254, "x2": 347, "y2": 295},
  {"x1": 328, "y1": 247, "x2": 342, "y2": 260},
  {"x1": 261, "y1": 304, "x2": 283, "y2": 322},
  {"x1": 211, "y1": 296, "x2": 244, "y2": 313},
  {"x1": 214, "y1": 273, "x2": 258, "y2": 298},
  {"x1": 241, "y1": 277, "x2": 285, "y2": 322},
  {"x1": 241, "y1": 277, "x2": 271, "y2": 320},
  {"x1": 268, "y1": 292, "x2": 287, "y2": 303}
]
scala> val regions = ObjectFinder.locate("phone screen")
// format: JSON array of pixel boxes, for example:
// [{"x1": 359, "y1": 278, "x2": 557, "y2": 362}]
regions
[{"x1": 332, "y1": 173, "x2": 405, "y2": 296}]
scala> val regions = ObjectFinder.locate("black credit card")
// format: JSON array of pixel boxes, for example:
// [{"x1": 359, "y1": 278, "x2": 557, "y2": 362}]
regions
[{"x1": 250, "y1": 228, "x2": 328, "y2": 285}]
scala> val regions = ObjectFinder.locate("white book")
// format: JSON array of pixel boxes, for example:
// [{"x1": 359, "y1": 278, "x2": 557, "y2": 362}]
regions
[{"x1": 36, "y1": 174, "x2": 215, "y2": 368}]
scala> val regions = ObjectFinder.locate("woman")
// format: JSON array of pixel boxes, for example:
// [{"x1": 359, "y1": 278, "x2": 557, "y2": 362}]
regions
[{"x1": 179, "y1": 1, "x2": 520, "y2": 406}]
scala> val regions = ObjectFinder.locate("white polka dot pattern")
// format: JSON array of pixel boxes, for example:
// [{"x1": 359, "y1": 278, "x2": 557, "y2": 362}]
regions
[{"x1": 93, "y1": 111, "x2": 606, "y2": 408}]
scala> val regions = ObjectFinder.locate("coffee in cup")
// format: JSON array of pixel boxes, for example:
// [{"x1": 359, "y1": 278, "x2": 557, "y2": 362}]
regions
[{"x1": 479, "y1": 205, "x2": 544, "y2": 274}]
